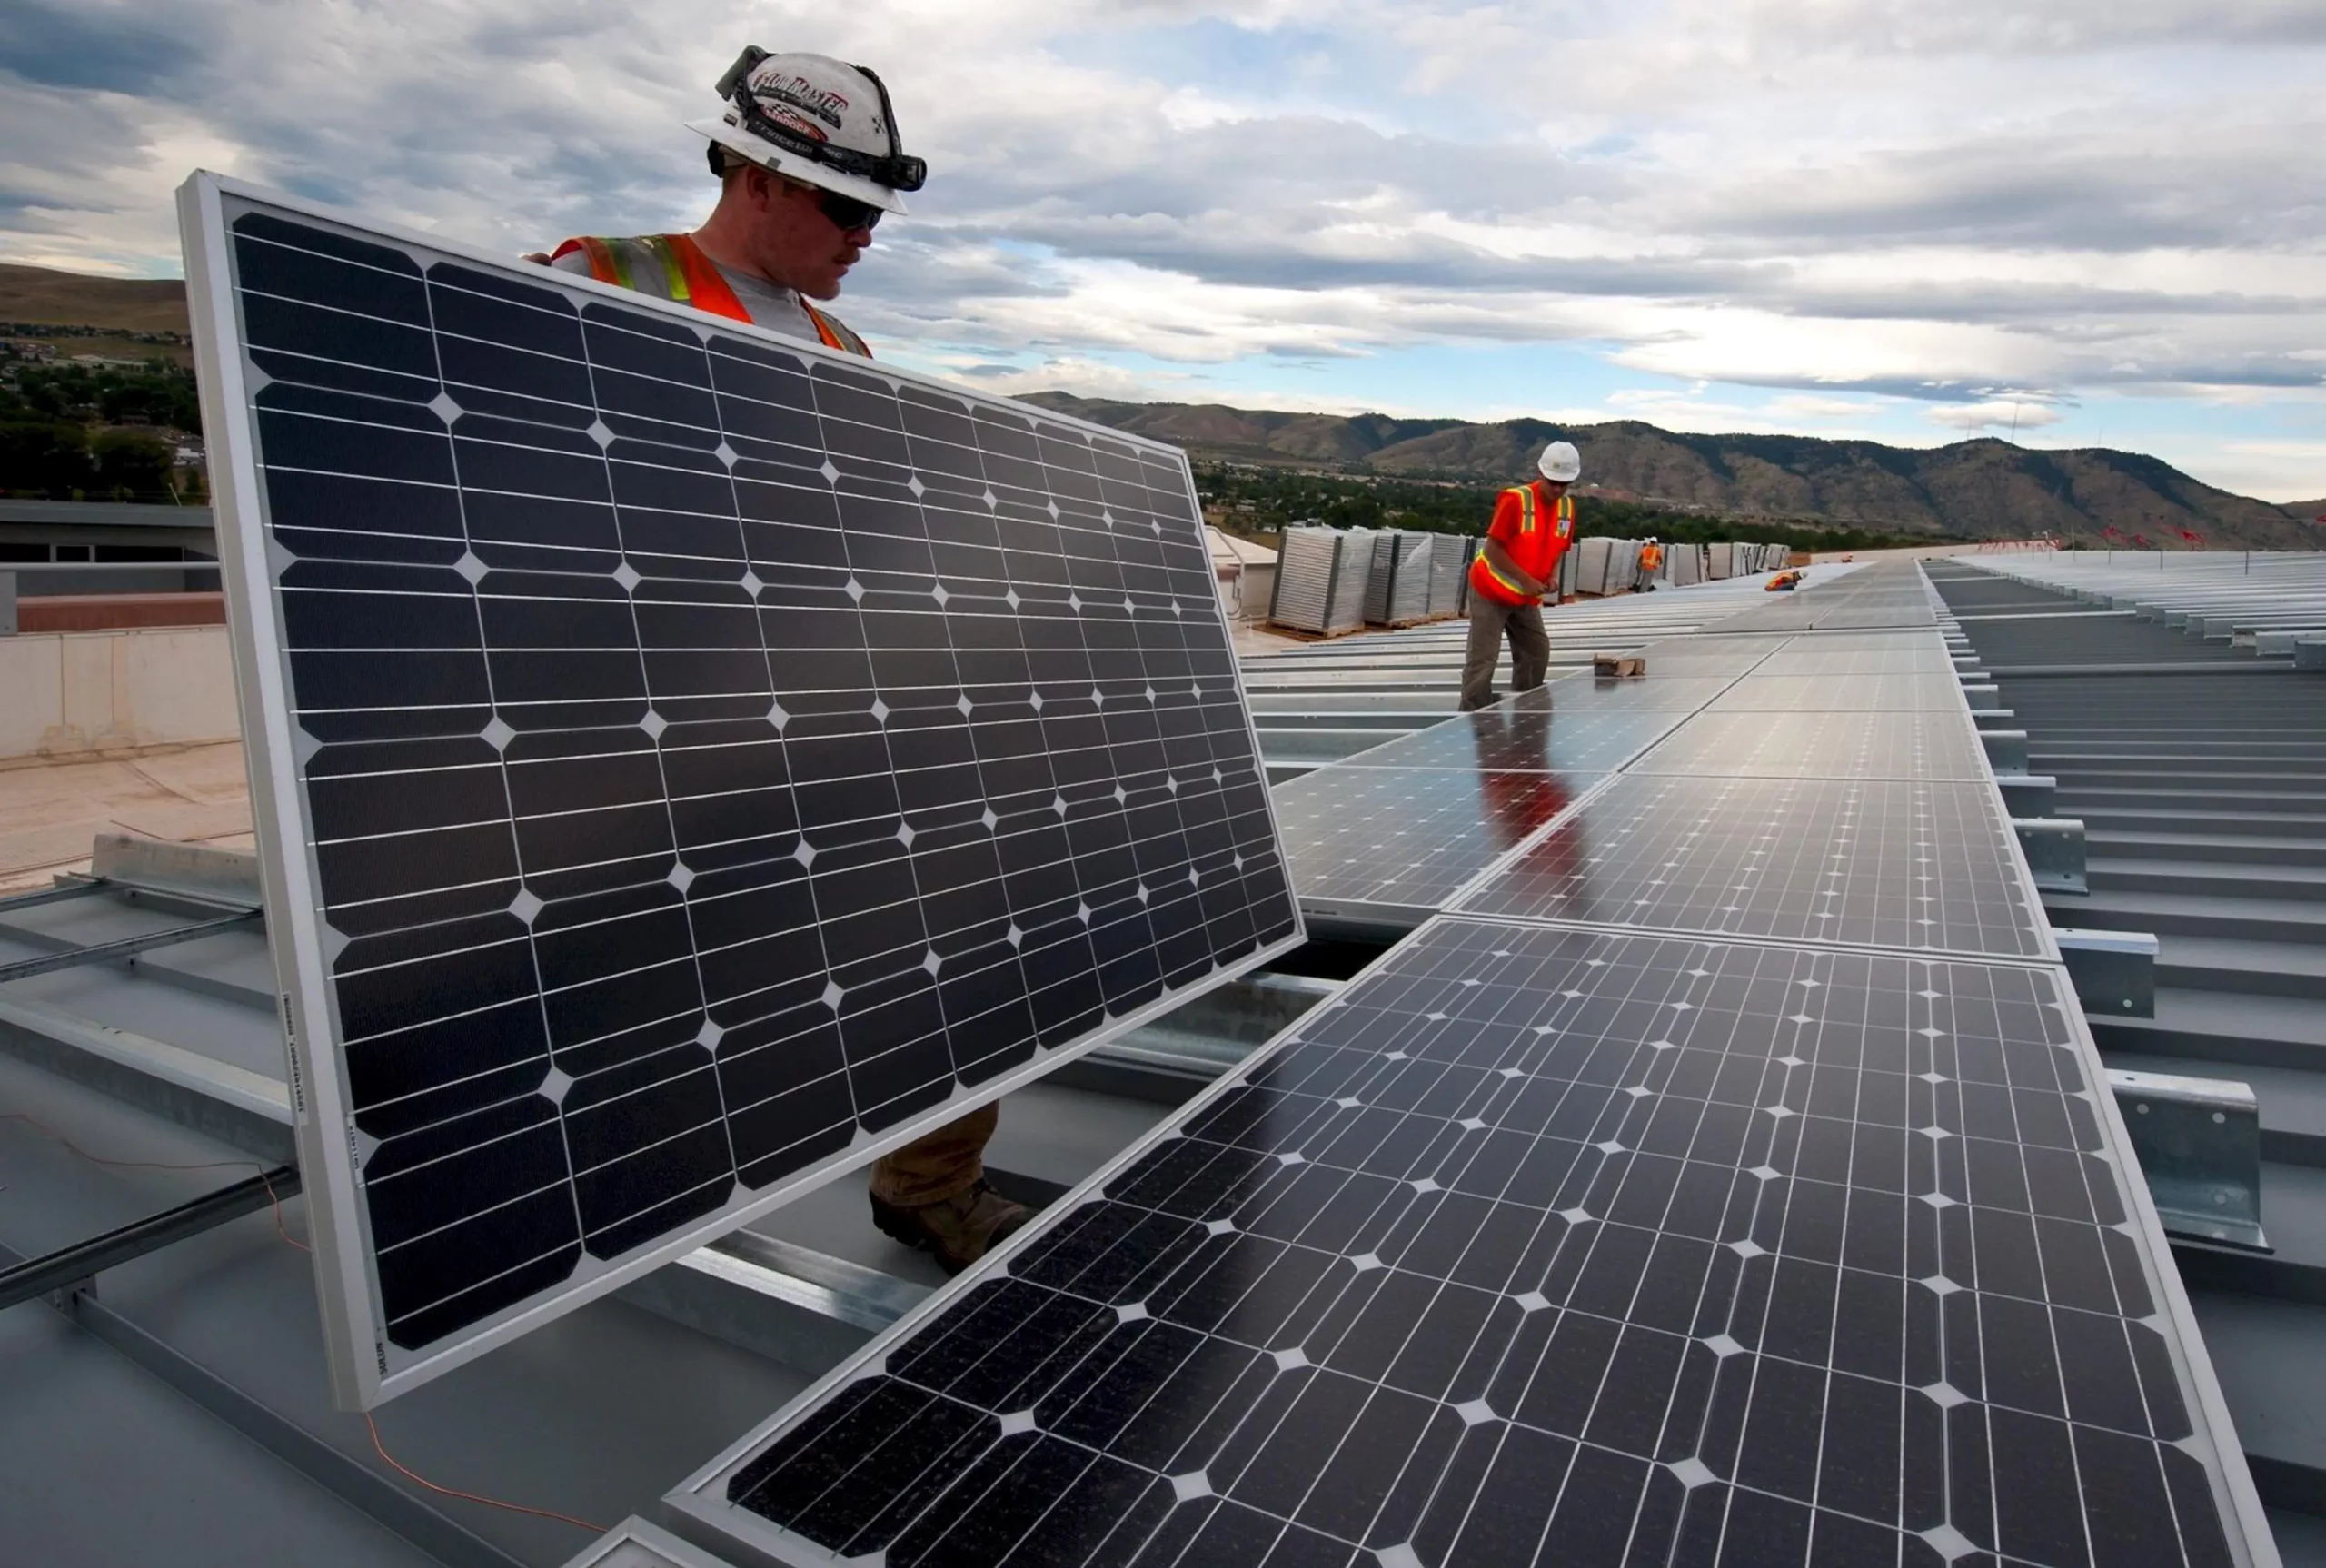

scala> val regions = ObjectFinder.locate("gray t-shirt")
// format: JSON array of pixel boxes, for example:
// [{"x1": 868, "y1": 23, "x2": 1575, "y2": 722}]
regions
[{"x1": 549, "y1": 243, "x2": 822, "y2": 343}]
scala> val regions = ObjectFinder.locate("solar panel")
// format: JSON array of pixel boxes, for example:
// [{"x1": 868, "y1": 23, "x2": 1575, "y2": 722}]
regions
[
  {"x1": 1336, "y1": 690, "x2": 1689, "y2": 776},
  {"x1": 1630, "y1": 710, "x2": 1990, "y2": 782},
  {"x1": 1453, "y1": 775, "x2": 2048, "y2": 959},
  {"x1": 180, "y1": 174, "x2": 1302, "y2": 1405},
  {"x1": 1814, "y1": 608, "x2": 1939, "y2": 630},
  {"x1": 1752, "y1": 638, "x2": 1959, "y2": 680},
  {"x1": 1533, "y1": 674, "x2": 1744, "y2": 712},
  {"x1": 671, "y1": 917, "x2": 2261, "y2": 1568},
  {"x1": 1709, "y1": 674, "x2": 1976, "y2": 713},
  {"x1": 1273, "y1": 765, "x2": 1603, "y2": 931},
  {"x1": 1625, "y1": 636, "x2": 1795, "y2": 677}
]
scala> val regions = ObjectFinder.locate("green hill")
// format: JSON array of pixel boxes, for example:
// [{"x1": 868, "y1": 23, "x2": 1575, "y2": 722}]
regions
[{"x1": 1025, "y1": 392, "x2": 2314, "y2": 551}]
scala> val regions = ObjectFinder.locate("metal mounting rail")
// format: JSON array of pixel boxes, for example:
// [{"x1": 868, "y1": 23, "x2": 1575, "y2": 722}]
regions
[
  {"x1": 0, "y1": 1164, "x2": 301, "y2": 1312},
  {"x1": 0, "y1": 909, "x2": 263, "y2": 986}
]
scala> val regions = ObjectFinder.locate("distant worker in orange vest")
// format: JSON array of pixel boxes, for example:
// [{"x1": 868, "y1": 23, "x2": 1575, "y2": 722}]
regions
[
  {"x1": 1460, "y1": 441, "x2": 1582, "y2": 711},
  {"x1": 1637, "y1": 539, "x2": 1664, "y2": 590},
  {"x1": 537, "y1": 48, "x2": 1029, "y2": 1275}
]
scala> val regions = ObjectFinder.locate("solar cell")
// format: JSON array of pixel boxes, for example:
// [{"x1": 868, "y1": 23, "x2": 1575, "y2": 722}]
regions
[
  {"x1": 1336, "y1": 689, "x2": 1687, "y2": 777},
  {"x1": 1453, "y1": 775, "x2": 2047, "y2": 959},
  {"x1": 1631, "y1": 710, "x2": 1989, "y2": 781},
  {"x1": 1274, "y1": 766, "x2": 1604, "y2": 931},
  {"x1": 675, "y1": 918, "x2": 2256, "y2": 1568},
  {"x1": 181, "y1": 175, "x2": 1302, "y2": 1404}
]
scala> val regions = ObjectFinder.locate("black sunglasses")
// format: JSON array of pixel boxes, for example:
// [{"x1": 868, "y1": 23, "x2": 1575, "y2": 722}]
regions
[{"x1": 815, "y1": 189, "x2": 883, "y2": 233}]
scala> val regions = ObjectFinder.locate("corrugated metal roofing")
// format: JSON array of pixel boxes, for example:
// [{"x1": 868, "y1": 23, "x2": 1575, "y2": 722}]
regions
[
  {"x1": 19, "y1": 553, "x2": 2326, "y2": 1564},
  {"x1": 1928, "y1": 554, "x2": 2326, "y2": 1544}
]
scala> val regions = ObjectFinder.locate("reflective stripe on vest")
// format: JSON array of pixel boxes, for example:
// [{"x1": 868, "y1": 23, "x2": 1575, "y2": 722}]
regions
[{"x1": 549, "y1": 233, "x2": 871, "y2": 357}]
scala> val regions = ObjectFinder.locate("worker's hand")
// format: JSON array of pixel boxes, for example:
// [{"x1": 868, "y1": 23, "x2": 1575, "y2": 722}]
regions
[{"x1": 519, "y1": 252, "x2": 552, "y2": 266}]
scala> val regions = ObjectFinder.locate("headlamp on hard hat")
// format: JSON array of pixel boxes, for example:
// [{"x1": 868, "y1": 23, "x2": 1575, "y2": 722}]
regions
[{"x1": 715, "y1": 45, "x2": 928, "y2": 194}]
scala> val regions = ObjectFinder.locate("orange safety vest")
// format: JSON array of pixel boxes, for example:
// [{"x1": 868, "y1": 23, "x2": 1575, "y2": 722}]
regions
[
  {"x1": 548, "y1": 232, "x2": 871, "y2": 358},
  {"x1": 1468, "y1": 484, "x2": 1576, "y2": 607},
  {"x1": 1640, "y1": 542, "x2": 1663, "y2": 571}
]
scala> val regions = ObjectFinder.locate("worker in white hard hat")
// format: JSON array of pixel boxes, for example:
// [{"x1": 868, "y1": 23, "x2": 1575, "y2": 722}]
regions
[
  {"x1": 538, "y1": 50, "x2": 1029, "y2": 1275},
  {"x1": 1460, "y1": 441, "x2": 1582, "y2": 711},
  {"x1": 543, "y1": 48, "x2": 927, "y2": 357}
]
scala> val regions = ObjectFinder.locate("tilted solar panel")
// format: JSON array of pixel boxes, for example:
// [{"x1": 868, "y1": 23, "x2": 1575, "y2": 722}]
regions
[
  {"x1": 671, "y1": 918, "x2": 2262, "y2": 1567},
  {"x1": 179, "y1": 174, "x2": 1301, "y2": 1404}
]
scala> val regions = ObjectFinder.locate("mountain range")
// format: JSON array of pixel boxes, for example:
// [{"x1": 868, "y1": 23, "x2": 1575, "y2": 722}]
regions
[
  {"x1": 1020, "y1": 393, "x2": 2320, "y2": 551},
  {"x1": 3, "y1": 261, "x2": 2312, "y2": 549}
]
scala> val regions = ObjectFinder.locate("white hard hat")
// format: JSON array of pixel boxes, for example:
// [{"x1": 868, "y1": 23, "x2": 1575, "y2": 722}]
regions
[
  {"x1": 1539, "y1": 441, "x2": 1582, "y2": 482},
  {"x1": 686, "y1": 49, "x2": 923, "y2": 215}
]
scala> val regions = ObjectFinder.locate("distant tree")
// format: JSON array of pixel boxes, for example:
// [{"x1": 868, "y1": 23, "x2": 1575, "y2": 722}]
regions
[
  {"x1": 89, "y1": 430, "x2": 178, "y2": 501},
  {"x1": 0, "y1": 420, "x2": 94, "y2": 495}
]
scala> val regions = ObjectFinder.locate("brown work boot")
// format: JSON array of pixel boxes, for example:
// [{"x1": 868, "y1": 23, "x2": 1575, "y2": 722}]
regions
[{"x1": 870, "y1": 1178, "x2": 1030, "y2": 1275}]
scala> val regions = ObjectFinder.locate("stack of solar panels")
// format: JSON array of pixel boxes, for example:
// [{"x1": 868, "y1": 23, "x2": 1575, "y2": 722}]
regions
[
  {"x1": 675, "y1": 557, "x2": 2272, "y2": 1568},
  {"x1": 1360, "y1": 531, "x2": 1437, "y2": 628},
  {"x1": 1426, "y1": 533, "x2": 1466, "y2": 620},
  {"x1": 1267, "y1": 527, "x2": 1337, "y2": 632},
  {"x1": 1665, "y1": 543, "x2": 1705, "y2": 587},
  {"x1": 1607, "y1": 536, "x2": 1644, "y2": 591},
  {"x1": 1570, "y1": 535, "x2": 1613, "y2": 594},
  {"x1": 1325, "y1": 531, "x2": 1373, "y2": 631},
  {"x1": 1270, "y1": 526, "x2": 1367, "y2": 635}
]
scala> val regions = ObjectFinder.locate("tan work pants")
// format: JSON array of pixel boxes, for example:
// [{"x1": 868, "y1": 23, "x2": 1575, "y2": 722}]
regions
[
  {"x1": 1460, "y1": 595, "x2": 1549, "y2": 711},
  {"x1": 869, "y1": 1103, "x2": 998, "y2": 1207}
]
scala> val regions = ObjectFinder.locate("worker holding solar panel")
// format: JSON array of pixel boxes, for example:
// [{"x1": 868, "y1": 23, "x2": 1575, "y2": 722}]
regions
[
  {"x1": 1457, "y1": 440, "x2": 1582, "y2": 711},
  {"x1": 538, "y1": 47, "x2": 1029, "y2": 1274}
]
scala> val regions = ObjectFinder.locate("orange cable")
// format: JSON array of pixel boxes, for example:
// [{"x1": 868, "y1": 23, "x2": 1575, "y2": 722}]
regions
[
  {"x1": 363, "y1": 1414, "x2": 608, "y2": 1534},
  {"x1": 1, "y1": 1110, "x2": 308, "y2": 1251},
  {"x1": 5, "y1": 1113, "x2": 595, "y2": 1533}
]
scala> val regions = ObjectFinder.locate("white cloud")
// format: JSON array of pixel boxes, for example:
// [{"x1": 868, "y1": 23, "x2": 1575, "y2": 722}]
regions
[
  {"x1": 1928, "y1": 399, "x2": 2069, "y2": 432},
  {"x1": 0, "y1": 0, "x2": 2321, "y2": 488}
]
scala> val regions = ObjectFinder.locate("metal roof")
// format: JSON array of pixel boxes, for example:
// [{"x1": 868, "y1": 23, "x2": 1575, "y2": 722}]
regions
[
  {"x1": 1926, "y1": 554, "x2": 2326, "y2": 1551},
  {"x1": 13, "y1": 556, "x2": 2326, "y2": 1564}
]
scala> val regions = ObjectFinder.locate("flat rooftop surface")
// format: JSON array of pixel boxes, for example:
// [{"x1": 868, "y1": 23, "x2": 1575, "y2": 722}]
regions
[{"x1": 0, "y1": 740, "x2": 253, "y2": 895}]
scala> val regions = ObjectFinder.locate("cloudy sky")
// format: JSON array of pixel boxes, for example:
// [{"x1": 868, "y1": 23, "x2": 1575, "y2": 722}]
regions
[{"x1": 5, "y1": 0, "x2": 2323, "y2": 500}]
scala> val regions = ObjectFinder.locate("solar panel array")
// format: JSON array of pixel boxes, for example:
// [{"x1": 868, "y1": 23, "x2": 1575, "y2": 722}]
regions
[
  {"x1": 673, "y1": 561, "x2": 2263, "y2": 1567},
  {"x1": 1276, "y1": 664, "x2": 1770, "y2": 930},
  {"x1": 1628, "y1": 710, "x2": 1990, "y2": 783},
  {"x1": 181, "y1": 177, "x2": 1301, "y2": 1404},
  {"x1": 1329, "y1": 694, "x2": 1689, "y2": 778},
  {"x1": 1454, "y1": 774, "x2": 2046, "y2": 960},
  {"x1": 1272, "y1": 766, "x2": 1599, "y2": 932}
]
